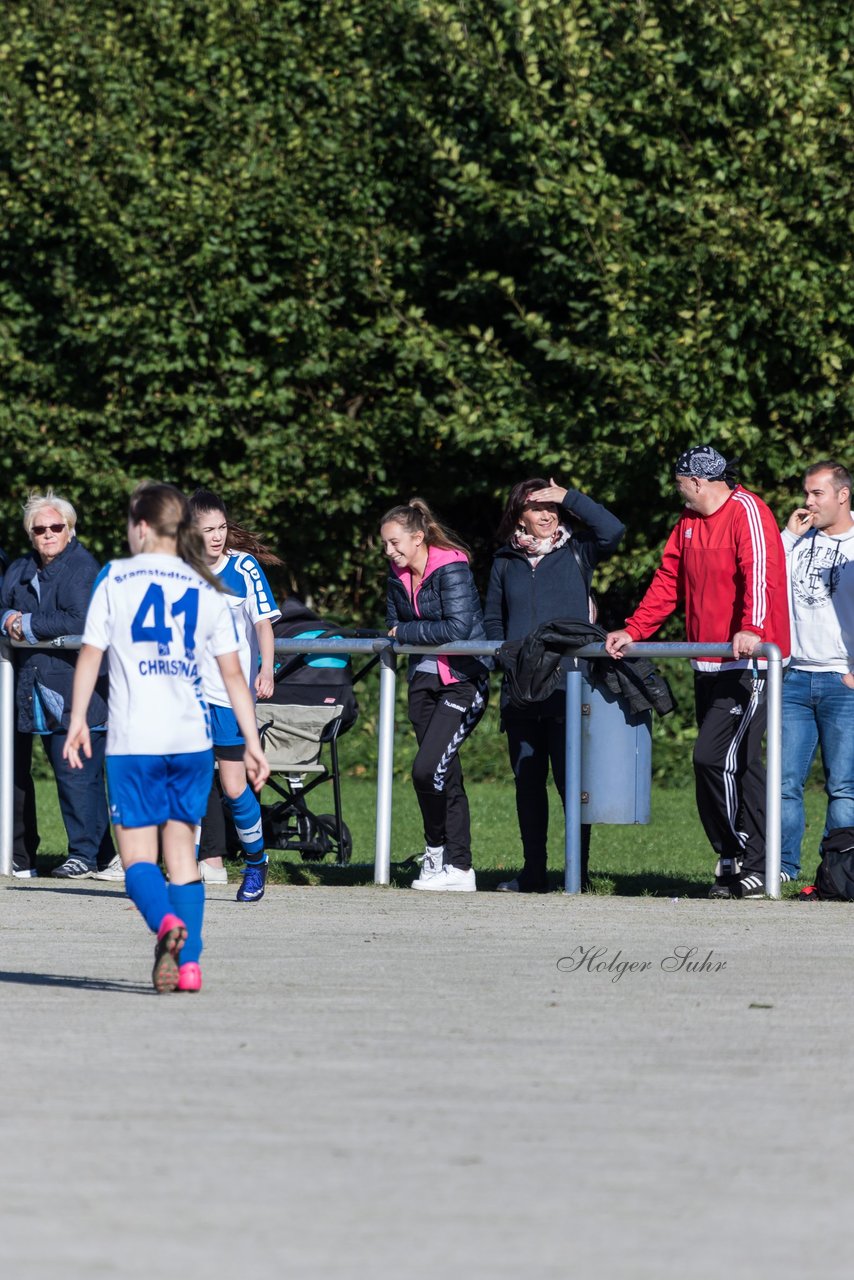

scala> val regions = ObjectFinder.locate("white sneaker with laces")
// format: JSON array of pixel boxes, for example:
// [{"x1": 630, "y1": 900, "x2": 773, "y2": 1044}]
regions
[
  {"x1": 92, "y1": 855, "x2": 125, "y2": 882},
  {"x1": 412, "y1": 865, "x2": 476, "y2": 893},
  {"x1": 200, "y1": 861, "x2": 228, "y2": 885},
  {"x1": 410, "y1": 845, "x2": 444, "y2": 888}
]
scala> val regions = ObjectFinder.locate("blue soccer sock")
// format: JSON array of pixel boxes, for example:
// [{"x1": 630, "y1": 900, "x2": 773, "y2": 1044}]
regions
[
  {"x1": 224, "y1": 786, "x2": 267, "y2": 865},
  {"x1": 168, "y1": 881, "x2": 205, "y2": 965},
  {"x1": 125, "y1": 862, "x2": 173, "y2": 935}
]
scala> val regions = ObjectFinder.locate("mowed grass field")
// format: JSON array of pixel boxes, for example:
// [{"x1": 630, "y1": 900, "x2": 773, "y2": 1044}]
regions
[{"x1": 33, "y1": 776, "x2": 828, "y2": 897}]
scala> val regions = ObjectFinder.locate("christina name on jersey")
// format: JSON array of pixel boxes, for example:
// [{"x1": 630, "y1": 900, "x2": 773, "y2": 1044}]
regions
[{"x1": 137, "y1": 658, "x2": 200, "y2": 678}]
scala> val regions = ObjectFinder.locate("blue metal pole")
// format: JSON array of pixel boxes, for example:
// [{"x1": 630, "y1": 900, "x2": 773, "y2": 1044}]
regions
[
  {"x1": 0, "y1": 638, "x2": 13, "y2": 876},
  {"x1": 564, "y1": 662, "x2": 583, "y2": 895},
  {"x1": 374, "y1": 646, "x2": 397, "y2": 885},
  {"x1": 763, "y1": 644, "x2": 783, "y2": 899}
]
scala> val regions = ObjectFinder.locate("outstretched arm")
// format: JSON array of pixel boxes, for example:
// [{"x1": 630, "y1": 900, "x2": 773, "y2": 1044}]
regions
[
  {"x1": 216, "y1": 650, "x2": 270, "y2": 792},
  {"x1": 254, "y1": 618, "x2": 275, "y2": 700}
]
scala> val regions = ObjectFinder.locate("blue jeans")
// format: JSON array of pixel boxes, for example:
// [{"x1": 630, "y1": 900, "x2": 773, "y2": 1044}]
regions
[
  {"x1": 15, "y1": 730, "x2": 115, "y2": 868},
  {"x1": 781, "y1": 669, "x2": 854, "y2": 878}
]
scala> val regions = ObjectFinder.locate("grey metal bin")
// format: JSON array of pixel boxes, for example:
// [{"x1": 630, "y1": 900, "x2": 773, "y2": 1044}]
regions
[{"x1": 579, "y1": 671, "x2": 652, "y2": 824}]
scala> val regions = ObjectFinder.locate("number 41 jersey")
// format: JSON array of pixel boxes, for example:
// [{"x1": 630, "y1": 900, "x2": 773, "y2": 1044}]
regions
[{"x1": 83, "y1": 553, "x2": 239, "y2": 756}]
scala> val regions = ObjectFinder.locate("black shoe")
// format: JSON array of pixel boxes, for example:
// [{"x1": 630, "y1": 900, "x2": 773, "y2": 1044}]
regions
[
  {"x1": 708, "y1": 856, "x2": 741, "y2": 899},
  {"x1": 708, "y1": 879, "x2": 734, "y2": 899},
  {"x1": 737, "y1": 872, "x2": 767, "y2": 898}
]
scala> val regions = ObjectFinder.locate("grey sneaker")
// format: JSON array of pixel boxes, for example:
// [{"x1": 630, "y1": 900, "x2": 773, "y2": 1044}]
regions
[
  {"x1": 199, "y1": 861, "x2": 228, "y2": 885},
  {"x1": 412, "y1": 865, "x2": 476, "y2": 893},
  {"x1": 411, "y1": 846, "x2": 444, "y2": 888},
  {"x1": 92, "y1": 855, "x2": 125, "y2": 882},
  {"x1": 51, "y1": 856, "x2": 95, "y2": 879}
]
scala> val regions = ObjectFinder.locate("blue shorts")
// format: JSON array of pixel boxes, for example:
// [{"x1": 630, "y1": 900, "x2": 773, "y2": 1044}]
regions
[
  {"x1": 209, "y1": 704, "x2": 245, "y2": 747},
  {"x1": 106, "y1": 751, "x2": 214, "y2": 828}
]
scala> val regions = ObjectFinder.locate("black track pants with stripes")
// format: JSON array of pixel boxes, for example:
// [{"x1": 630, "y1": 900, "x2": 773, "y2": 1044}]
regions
[
  {"x1": 407, "y1": 671, "x2": 489, "y2": 870},
  {"x1": 693, "y1": 670, "x2": 767, "y2": 874}
]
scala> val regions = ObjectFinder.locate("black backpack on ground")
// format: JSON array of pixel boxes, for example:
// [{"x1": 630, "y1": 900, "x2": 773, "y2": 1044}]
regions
[{"x1": 812, "y1": 827, "x2": 854, "y2": 901}]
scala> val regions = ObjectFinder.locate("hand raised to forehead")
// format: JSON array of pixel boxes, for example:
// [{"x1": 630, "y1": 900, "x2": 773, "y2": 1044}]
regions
[{"x1": 527, "y1": 478, "x2": 567, "y2": 507}]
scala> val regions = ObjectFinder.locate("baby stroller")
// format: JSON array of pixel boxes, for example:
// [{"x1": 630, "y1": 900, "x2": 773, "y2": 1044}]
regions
[{"x1": 257, "y1": 598, "x2": 362, "y2": 866}]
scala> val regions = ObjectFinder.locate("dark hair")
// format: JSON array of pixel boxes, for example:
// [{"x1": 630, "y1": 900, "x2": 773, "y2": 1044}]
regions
[
  {"x1": 189, "y1": 488, "x2": 283, "y2": 566},
  {"x1": 496, "y1": 477, "x2": 554, "y2": 544},
  {"x1": 128, "y1": 482, "x2": 220, "y2": 588},
  {"x1": 804, "y1": 460, "x2": 852, "y2": 494},
  {"x1": 379, "y1": 496, "x2": 470, "y2": 557}
]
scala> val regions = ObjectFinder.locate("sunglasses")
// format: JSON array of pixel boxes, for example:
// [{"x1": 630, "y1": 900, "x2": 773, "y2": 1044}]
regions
[{"x1": 31, "y1": 523, "x2": 66, "y2": 536}]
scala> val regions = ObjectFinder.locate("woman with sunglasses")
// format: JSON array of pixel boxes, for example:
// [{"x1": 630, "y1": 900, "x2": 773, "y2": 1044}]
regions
[{"x1": 0, "y1": 489, "x2": 116, "y2": 880}]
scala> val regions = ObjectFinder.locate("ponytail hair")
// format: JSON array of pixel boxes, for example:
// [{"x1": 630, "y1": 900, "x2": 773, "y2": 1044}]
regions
[
  {"x1": 189, "y1": 487, "x2": 283, "y2": 566},
  {"x1": 380, "y1": 496, "x2": 470, "y2": 558},
  {"x1": 128, "y1": 482, "x2": 221, "y2": 589}
]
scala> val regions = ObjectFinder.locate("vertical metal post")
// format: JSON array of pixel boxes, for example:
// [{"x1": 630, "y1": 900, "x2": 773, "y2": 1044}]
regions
[
  {"x1": 764, "y1": 644, "x2": 782, "y2": 899},
  {"x1": 374, "y1": 645, "x2": 397, "y2": 885},
  {"x1": 564, "y1": 661, "x2": 583, "y2": 895},
  {"x1": 0, "y1": 638, "x2": 14, "y2": 876}
]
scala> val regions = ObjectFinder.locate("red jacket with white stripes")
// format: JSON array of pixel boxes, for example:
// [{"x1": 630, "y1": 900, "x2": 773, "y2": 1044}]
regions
[{"x1": 624, "y1": 486, "x2": 791, "y2": 671}]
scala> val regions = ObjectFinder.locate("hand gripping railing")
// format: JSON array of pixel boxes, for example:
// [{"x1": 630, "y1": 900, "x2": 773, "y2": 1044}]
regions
[{"x1": 0, "y1": 636, "x2": 783, "y2": 897}]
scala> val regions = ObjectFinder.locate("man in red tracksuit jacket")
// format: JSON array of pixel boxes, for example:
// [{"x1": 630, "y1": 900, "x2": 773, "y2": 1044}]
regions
[{"x1": 606, "y1": 445, "x2": 790, "y2": 898}]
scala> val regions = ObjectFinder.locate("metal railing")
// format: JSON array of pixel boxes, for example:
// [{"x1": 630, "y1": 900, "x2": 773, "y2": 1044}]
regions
[{"x1": 0, "y1": 635, "x2": 783, "y2": 896}]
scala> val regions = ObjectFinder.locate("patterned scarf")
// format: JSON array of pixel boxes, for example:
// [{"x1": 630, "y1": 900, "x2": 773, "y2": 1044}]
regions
[{"x1": 512, "y1": 523, "x2": 572, "y2": 566}]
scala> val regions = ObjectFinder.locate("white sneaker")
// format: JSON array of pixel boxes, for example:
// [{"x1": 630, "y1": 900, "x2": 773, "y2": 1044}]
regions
[
  {"x1": 92, "y1": 855, "x2": 125, "y2": 882},
  {"x1": 12, "y1": 865, "x2": 38, "y2": 879},
  {"x1": 200, "y1": 861, "x2": 228, "y2": 885},
  {"x1": 411, "y1": 846, "x2": 444, "y2": 888},
  {"x1": 412, "y1": 865, "x2": 476, "y2": 892}
]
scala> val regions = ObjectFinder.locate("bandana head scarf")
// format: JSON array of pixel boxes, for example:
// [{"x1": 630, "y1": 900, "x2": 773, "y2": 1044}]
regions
[{"x1": 675, "y1": 445, "x2": 739, "y2": 488}]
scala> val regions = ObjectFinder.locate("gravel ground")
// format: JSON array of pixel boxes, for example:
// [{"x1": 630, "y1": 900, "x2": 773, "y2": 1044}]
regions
[{"x1": 1, "y1": 876, "x2": 852, "y2": 1280}]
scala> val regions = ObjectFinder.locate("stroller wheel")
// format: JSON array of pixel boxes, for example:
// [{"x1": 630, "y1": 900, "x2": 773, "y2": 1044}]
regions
[
  {"x1": 315, "y1": 815, "x2": 353, "y2": 866},
  {"x1": 299, "y1": 812, "x2": 333, "y2": 861}
]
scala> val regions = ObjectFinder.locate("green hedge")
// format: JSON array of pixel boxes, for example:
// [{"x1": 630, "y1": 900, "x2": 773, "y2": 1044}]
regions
[{"x1": 1, "y1": 0, "x2": 851, "y2": 778}]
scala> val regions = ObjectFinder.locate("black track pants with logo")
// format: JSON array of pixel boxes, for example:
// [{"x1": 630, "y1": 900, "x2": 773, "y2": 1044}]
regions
[
  {"x1": 693, "y1": 669, "x2": 767, "y2": 874},
  {"x1": 407, "y1": 671, "x2": 489, "y2": 870}
]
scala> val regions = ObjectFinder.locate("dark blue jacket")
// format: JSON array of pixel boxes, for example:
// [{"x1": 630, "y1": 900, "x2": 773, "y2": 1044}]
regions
[
  {"x1": 0, "y1": 536, "x2": 109, "y2": 732},
  {"x1": 484, "y1": 489, "x2": 625, "y2": 711},
  {"x1": 484, "y1": 490, "x2": 625, "y2": 642},
  {"x1": 386, "y1": 549, "x2": 490, "y2": 684}
]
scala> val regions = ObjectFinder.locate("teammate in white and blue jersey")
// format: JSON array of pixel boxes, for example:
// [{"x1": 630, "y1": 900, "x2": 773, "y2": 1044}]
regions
[
  {"x1": 189, "y1": 489, "x2": 282, "y2": 902},
  {"x1": 63, "y1": 483, "x2": 270, "y2": 994}
]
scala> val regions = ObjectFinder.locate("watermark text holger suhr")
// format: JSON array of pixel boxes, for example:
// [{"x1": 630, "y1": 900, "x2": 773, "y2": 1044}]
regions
[{"x1": 557, "y1": 945, "x2": 726, "y2": 984}]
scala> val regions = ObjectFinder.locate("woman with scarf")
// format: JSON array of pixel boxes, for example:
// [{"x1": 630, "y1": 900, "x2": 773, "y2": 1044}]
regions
[{"x1": 484, "y1": 478, "x2": 625, "y2": 892}]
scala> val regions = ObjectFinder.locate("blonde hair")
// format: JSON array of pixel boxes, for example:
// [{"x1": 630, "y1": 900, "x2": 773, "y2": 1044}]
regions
[
  {"x1": 23, "y1": 489, "x2": 77, "y2": 538},
  {"x1": 379, "y1": 497, "x2": 470, "y2": 557}
]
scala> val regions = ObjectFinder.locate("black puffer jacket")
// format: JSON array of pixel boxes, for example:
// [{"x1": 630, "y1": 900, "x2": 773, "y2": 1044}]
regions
[
  {"x1": 386, "y1": 550, "x2": 491, "y2": 684},
  {"x1": 0, "y1": 537, "x2": 109, "y2": 732}
]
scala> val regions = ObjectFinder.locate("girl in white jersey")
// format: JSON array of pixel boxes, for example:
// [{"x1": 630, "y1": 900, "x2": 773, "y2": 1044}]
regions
[
  {"x1": 63, "y1": 483, "x2": 270, "y2": 994},
  {"x1": 189, "y1": 488, "x2": 282, "y2": 903}
]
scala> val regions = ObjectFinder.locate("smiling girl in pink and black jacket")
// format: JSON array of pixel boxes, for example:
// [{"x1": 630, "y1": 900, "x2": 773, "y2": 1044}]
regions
[{"x1": 381, "y1": 498, "x2": 490, "y2": 892}]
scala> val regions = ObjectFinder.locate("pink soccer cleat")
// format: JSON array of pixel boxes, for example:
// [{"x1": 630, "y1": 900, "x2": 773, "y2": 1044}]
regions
[
  {"x1": 152, "y1": 913, "x2": 187, "y2": 994},
  {"x1": 177, "y1": 962, "x2": 203, "y2": 993}
]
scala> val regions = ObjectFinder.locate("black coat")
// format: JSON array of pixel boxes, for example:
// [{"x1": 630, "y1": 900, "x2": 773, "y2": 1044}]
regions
[
  {"x1": 484, "y1": 489, "x2": 625, "y2": 646},
  {"x1": 497, "y1": 619, "x2": 676, "y2": 718},
  {"x1": 0, "y1": 537, "x2": 109, "y2": 732},
  {"x1": 386, "y1": 557, "x2": 490, "y2": 683}
]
